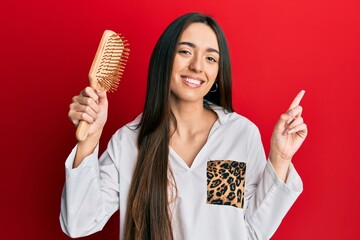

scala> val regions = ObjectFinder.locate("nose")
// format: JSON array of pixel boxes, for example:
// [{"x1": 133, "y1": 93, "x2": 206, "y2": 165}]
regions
[{"x1": 189, "y1": 54, "x2": 203, "y2": 73}]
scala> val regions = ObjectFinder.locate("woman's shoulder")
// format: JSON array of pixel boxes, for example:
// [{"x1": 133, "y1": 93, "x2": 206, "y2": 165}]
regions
[
  {"x1": 225, "y1": 111, "x2": 260, "y2": 137},
  {"x1": 211, "y1": 106, "x2": 259, "y2": 132},
  {"x1": 228, "y1": 111, "x2": 257, "y2": 127},
  {"x1": 112, "y1": 113, "x2": 142, "y2": 140}
]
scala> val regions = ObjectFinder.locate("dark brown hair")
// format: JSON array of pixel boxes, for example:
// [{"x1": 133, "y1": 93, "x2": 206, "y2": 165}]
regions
[{"x1": 124, "y1": 12, "x2": 233, "y2": 240}]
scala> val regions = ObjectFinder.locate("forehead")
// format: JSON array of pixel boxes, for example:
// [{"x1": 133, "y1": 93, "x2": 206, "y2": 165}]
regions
[{"x1": 179, "y1": 23, "x2": 219, "y2": 51}]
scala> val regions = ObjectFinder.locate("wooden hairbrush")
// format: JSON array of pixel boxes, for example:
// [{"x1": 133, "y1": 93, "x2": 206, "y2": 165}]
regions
[{"x1": 76, "y1": 30, "x2": 130, "y2": 141}]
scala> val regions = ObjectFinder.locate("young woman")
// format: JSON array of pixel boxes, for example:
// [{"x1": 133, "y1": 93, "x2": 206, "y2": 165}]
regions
[{"x1": 61, "y1": 12, "x2": 307, "y2": 240}]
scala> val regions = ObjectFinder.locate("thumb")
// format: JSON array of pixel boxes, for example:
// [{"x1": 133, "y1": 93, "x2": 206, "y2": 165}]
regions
[
  {"x1": 96, "y1": 90, "x2": 108, "y2": 104},
  {"x1": 273, "y1": 112, "x2": 292, "y2": 135}
]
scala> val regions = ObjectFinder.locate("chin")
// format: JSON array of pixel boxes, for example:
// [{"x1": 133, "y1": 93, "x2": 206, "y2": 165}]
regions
[{"x1": 179, "y1": 94, "x2": 207, "y2": 104}]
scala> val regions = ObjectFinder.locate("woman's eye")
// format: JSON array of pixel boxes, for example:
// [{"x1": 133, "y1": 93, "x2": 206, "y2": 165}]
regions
[
  {"x1": 178, "y1": 50, "x2": 191, "y2": 55},
  {"x1": 206, "y1": 56, "x2": 217, "y2": 63}
]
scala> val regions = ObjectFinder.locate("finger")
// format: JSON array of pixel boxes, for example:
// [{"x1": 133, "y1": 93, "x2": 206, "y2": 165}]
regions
[
  {"x1": 277, "y1": 105, "x2": 303, "y2": 127},
  {"x1": 81, "y1": 87, "x2": 100, "y2": 102},
  {"x1": 76, "y1": 112, "x2": 95, "y2": 124},
  {"x1": 96, "y1": 90, "x2": 108, "y2": 104},
  {"x1": 72, "y1": 96, "x2": 100, "y2": 113},
  {"x1": 68, "y1": 109, "x2": 96, "y2": 125},
  {"x1": 286, "y1": 105, "x2": 303, "y2": 124},
  {"x1": 288, "y1": 116, "x2": 304, "y2": 129},
  {"x1": 68, "y1": 110, "x2": 79, "y2": 126},
  {"x1": 288, "y1": 90, "x2": 305, "y2": 111},
  {"x1": 287, "y1": 123, "x2": 308, "y2": 137},
  {"x1": 70, "y1": 103, "x2": 98, "y2": 120}
]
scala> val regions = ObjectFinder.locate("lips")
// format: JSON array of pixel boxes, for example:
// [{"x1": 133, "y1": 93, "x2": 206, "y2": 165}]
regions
[{"x1": 181, "y1": 76, "x2": 205, "y2": 87}]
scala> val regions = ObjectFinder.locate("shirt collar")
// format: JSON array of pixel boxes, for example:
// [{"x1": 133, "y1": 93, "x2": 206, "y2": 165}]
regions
[
  {"x1": 204, "y1": 100, "x2": 231, "y2": 125},
  {"x1": 128, "y1": 101, "x2": 231, "y2": 128}
]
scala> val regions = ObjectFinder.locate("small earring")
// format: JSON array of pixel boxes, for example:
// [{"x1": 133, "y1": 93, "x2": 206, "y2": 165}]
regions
[{"x1": 210, "y1": 82, "x2": 218, "y2": 93}]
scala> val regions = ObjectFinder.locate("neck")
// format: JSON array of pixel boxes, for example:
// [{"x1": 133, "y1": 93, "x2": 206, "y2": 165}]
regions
[{"x1": 169, "y1": 99, "x2": 214, "y2": 136}]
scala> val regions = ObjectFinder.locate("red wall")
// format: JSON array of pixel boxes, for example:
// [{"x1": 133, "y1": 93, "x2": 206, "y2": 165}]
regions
[{"x1": 1, "y1": 0, "x2": 359, "y2": 239}]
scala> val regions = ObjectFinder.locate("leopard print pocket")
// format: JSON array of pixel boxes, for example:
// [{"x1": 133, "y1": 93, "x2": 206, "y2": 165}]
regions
[{"x1": 207, "y1": 160, "x2": 246, "y2": 208}]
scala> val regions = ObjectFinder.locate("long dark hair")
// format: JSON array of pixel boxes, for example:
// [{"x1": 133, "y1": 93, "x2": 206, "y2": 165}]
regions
[{"x1": 124, "y1": 12, "x2": 233, "y2": 240}]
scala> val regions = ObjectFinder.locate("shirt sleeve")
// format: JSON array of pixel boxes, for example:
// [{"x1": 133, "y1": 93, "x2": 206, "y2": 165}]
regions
[
  {"x1": 244, "y1": 127, "x2": 303, "y2": 239},
  {"x1": 59, "y1": 134, "x2": 121, "y2": 238}
]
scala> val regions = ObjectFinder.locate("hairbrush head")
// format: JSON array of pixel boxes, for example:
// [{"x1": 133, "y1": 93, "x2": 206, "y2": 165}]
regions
[
  {"x1": 76, "y1": 30, "x2": 129, "y2": 142},
  {"x1": 88, "y1": 30, "x2": 130, "y2": 92}
]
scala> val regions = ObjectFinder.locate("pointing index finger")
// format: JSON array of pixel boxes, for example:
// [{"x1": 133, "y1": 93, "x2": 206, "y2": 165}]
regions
[{"x1": 288, "y1": 90, "x2": 305, "y2": 110}]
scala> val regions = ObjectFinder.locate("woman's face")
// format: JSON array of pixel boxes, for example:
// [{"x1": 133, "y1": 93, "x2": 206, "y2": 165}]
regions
[{"x1": 170, "y1": 22, "x2": 220, "y2": 105}]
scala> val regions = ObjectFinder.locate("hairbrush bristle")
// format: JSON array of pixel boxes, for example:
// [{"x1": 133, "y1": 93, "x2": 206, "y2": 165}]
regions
[{"x1": 96, "y1": 33, "x2": 130, "y2": 92}]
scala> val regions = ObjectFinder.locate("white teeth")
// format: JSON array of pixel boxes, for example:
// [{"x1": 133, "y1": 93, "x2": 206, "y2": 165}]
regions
[{"x1": 184, "y1": 77, "x2": 202, "y2": 85}]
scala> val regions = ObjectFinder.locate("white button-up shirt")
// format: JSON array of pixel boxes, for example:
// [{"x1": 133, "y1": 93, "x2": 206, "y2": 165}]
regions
[{"x1": 60, "y1": 106, "x2": 303, "y2": 239}]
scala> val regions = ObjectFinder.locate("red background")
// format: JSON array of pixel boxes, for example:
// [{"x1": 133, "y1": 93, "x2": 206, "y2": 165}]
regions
[{"x1": 1, "y1": 0, "x2": 359, "y2": 239}]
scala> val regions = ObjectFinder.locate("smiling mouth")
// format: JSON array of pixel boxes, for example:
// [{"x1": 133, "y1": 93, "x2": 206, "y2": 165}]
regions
[{"x1": 182, "y1": 76, "x2": 205, "y2": 86}]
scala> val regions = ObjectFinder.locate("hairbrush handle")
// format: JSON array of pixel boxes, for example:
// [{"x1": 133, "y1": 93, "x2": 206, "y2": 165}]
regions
[
  {"x1": 75, "y1": 30, "x2": 129, "y2": 142},
  {"x1": 76, "y1": 121, "x2": 92, "y2": 141}
]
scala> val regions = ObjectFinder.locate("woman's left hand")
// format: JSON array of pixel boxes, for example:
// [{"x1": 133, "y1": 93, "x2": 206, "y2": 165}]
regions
[{"x1": 269, "y1": 90, "x2": 308, "y2": 181}]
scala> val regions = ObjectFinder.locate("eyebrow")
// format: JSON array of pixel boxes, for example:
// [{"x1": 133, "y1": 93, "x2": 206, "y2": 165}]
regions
[{"x1": 178, "y1": 41, "x2": 220, "y2": 55}]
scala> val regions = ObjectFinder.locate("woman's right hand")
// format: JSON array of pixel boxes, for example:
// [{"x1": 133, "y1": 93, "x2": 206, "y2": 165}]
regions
[
  {"x1": 68, "y1": 87, "x2": 108, "y2": 168},
  {"x1": 69, "y1": 87, "x2": 108, "y2": 138}
]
